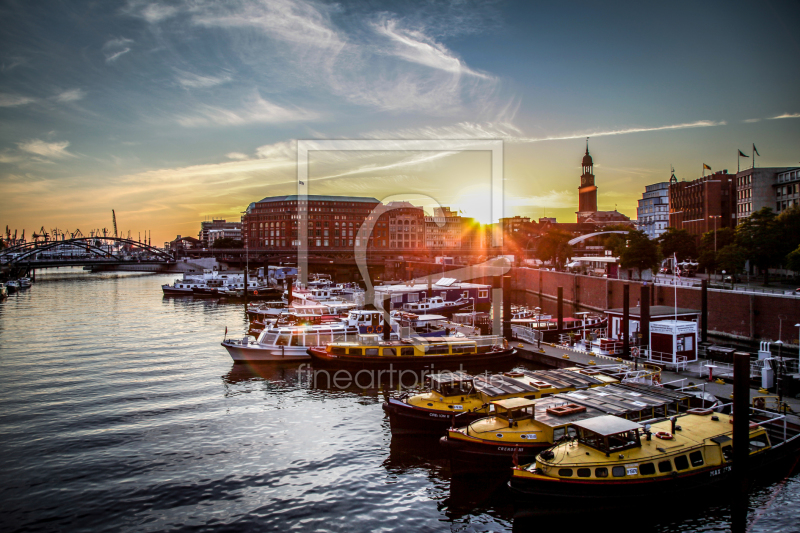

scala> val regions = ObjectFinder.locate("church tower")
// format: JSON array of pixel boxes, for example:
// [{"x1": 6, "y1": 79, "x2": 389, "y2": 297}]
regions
[{"x1": 577, "y1": 139, "x2": 598, "y2": 218}]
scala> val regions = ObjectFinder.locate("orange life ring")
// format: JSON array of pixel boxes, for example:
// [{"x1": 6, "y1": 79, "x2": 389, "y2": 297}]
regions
[
  {"x1": 367, "y1": 326, "x2": 373, "y2": 333},
  {"x1": 253, "y1": 290, "x2": 258, "y2": 295},
  {"x1": 652, "y1": 373, "x2": 661, "y2": 385},
  {"x1": 655, "y1": 431, "x2": 673, "y2": 440},
  {"x1": 376, "y1": 325, "x2": 383, "y2": 333}
]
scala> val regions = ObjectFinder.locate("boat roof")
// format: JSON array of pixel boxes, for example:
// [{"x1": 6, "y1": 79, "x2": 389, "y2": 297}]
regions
[
  {"x1": 429, "y1": 371, "x2": 473, "y2": 386},
  {"x1": 571, "y1": 415, "x2": 642, "y2": 436},
  {"x1": 410, "y1": 314, "x2": 447, "y2": 321},
  {"x1": 492, "y1": 397, "x2": 538, "y2": 410},
  {"x1": 530, "y1": 383, "x2": 692, "y2": 428}
]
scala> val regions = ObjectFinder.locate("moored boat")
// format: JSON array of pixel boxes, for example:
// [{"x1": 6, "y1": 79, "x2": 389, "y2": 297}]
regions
[
  {"x1": 383, "y1": 368, "x2": 618, "y2": 436},
  {"x1": 0, "y1": 282, "x2": 7, "y2": 298},
  {"x1": 440, "y1": 382, "x2": 694, "y2": 475},
  {"x1": 402, "y1": 296, "x2": 472, "y2": 315},
  {"x1": 307, "y1": 335, "x2": 515, "y2": 370},
  {"x1": 509, "y1": 409, "x2": 800, "y2": 501},
  {"x1": 6, "y1": 280, "x2": 20, "y2": 293}
]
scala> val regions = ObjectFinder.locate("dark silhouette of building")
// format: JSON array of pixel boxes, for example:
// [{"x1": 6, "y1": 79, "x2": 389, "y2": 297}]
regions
[{"x1": 577, "y1": 140, "x2": 598, "y2": 219}]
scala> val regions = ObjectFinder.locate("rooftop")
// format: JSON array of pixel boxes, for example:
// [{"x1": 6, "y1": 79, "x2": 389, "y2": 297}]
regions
[
  {"x1": 254, "y1": 195, "x2": 380, "y2": 204},
  {"x1": 571, "y1": 415, "x2": 642, "y2": 436}
]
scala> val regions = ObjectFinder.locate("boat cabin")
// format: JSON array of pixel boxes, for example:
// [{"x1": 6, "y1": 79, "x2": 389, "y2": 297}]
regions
[
  {"x1": 572, "y1": 415, "x2": 643, "y2": 455},
  {"x1": 490, "y1": 398, "x2": 538, "y2": 424},
  {"x1": 325, "y1": 337, "x2": 489, "y2": 357},
  {"x1": 428, "y1": 371, "x2": 475, "y2": 398}
]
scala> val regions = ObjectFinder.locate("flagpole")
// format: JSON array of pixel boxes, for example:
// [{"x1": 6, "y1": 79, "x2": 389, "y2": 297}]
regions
[
  {"x1": 737, "y1": 151, "x2": 740, "y2": 173},
  {"x1": 674, "y1": 253, "x2": 678, "y2": 323}
]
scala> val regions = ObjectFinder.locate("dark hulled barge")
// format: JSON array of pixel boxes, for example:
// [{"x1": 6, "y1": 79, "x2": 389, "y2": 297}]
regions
[{"x1": 383, "y1": 368, "x2": 618, "y2": 436}]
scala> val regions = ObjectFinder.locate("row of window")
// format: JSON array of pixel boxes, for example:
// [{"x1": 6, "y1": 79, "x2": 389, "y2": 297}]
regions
[{"x1": 557, "y1": 450, "x2": 706, "y2": 478}]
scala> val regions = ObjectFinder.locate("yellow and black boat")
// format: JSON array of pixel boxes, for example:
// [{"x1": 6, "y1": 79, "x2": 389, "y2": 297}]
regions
[
  {"x1": 440, "y1": 382, "x2": 694, "y2": 475},
  {"x1": 509, "y1": 409, "x2": 800, "y2": 500},
  {"x1": 308, "y1": 334, "x2": 515, "y2": 370},
  {"x1": 383, "y1": 367, "x2": 618, "y2": 436}
]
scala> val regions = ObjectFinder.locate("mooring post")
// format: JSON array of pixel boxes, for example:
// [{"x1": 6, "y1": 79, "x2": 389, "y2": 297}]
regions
[
  {"x1": 492, "y1": 275, "x2": 502, "y2": 336},
  {"x1": 640, "y1": 285, "x2": 650, "y2": 358},
  {"x1": 503, "y1": 274, "x2": 512, "y2": 341},
  {"x1": 557, "y1": 287, "x2": 564, "y2": 332},
  {"x1": 732, "y1": 351, "x2": 750, "y2": 532},
  {"x1": 701, "y1": 279, "x2": 708, "y2": 344},
  {"x1": 622, "y1": 284, "x2": 630, "y2": 359}
]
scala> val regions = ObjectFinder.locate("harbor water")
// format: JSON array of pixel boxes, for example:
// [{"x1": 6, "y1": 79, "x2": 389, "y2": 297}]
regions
[{"x1": 1, "y1": 268, "x2": 799, "y2": 532}]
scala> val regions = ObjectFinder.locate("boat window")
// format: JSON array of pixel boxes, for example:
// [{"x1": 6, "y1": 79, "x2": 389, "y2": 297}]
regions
[
  {"x1": 553, "y1": 427, "x2": 577, "y2": 441},
  {"x1": 658, "y1": 460, "x2": 672, "y2": 473},
  {"x1": 275, "y1": 334, "x2": 291, "y2": 346},
  {"x1": 721, "y1": 445, "x2": 733, "y2": 462},
  {"x1": 577, "y1": 468, "x2": 591, "y2": 478},
  {"x1": 674, "y1": 455, "x2": 690, "y2": 471},
  {"x1": 612, "y1": 466, "x2": 626, "y2": 477},
  {"x1": 558, "y1": 469, "x2": 573, "y2": 477},
  {"x1": 749, "y1": 434, "x2": 769, "y2": 453},
  {"x1": 401, "y1": 347, "x2": 415, "y2": 356},
  {"x1": 262, "y1": 333, "x2": 278, "y2": 345},
  {"x1": 689, "y1": 451, "x2": 704, "y2": 467},
  {"x1": 303, "y1": 334, "x2": 318, "y2": 346},
  {"x1": 595, "y1": 467, "x2": 608, "y2": 478},
  {"x1": 639, "y1": 463, "x2": 656, "y2": 476},
  {"x1": 290, "y1": 335, "x2": 303, "y2": 346},
  {"x1": 349, "y1": 348, "x2": 362, "y2": 356},
  {"x1": 318, "y1": 333, "x2": 333, "y2": 345},
  {"x1": 365, "y1": 348, "x2": 379, "y2": 356},
  {"x1": 425, "y1": 345, "x2": 450, "y2": 355},
  {"x1": 383, "y1": 348, "x2": 396, "y2": 356},
  {"x1": 331, "y1": 347, "x2": 347, "y2": 355}
]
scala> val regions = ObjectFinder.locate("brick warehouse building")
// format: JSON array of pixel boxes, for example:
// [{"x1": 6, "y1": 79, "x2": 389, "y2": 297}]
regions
[
  {"x1": 242, "y1": 195, "x2": 472, "y2": 253},
  {"x1": 243, "y1": 195, "x2": 381, "y2": 251},
  {"x1": 668, "y1": 170, "x2": 737, "y2": 236}
]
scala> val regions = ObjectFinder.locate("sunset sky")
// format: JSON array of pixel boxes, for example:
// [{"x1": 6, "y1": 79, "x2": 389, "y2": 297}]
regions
[{"x1": 1, "y1": 0, "x2": 799, "y2": 244}]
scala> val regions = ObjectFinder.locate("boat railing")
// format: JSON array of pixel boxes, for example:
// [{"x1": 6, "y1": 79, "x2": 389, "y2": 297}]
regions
[{"x1": 511, "y1": 325, "x2": 543, "y2": 344}]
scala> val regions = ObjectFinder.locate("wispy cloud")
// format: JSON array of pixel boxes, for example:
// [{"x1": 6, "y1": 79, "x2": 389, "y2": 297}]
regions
[
  {"x1": 17, "y1": 139, "x2": 76, "y2": 159},
  {"x1": 743, "y1": 118, "x2": 761, "y2": 123},
  {"x1": 226, "y1": 152, "x2": 249, "y2": 160},
  {"x1": 176, "y1": 92, "x2": 319, "y2": 127},
  {"x1": 103, "y1": 37, "x2": 133, "y2": 63},
  {"x1": 174, "y1": 69, "x2": 232, "y2": 89},
  {"x1": 189, "y1": 0, "x2": 343, "y2": 48},
  {"x1": 0, "y1": 93, "x2": 36, "y2": 107},
  {"x1": 514, "y1": 120, "x2": 726, "y2": 143},
  {"x1": 372, "y1": 18, "x2": 492, "y2": 79},
  {"x1": 54, "y1": 89, "x2": 86, "y2": 103},
  {"x1": 770, "y1": 113, "x2": 800, "y2": 119}
]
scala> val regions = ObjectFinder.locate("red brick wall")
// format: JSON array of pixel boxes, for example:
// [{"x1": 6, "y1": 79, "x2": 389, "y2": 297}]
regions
[{"x1": 511, "y1": 267, "x2": 799, "y2": 342}]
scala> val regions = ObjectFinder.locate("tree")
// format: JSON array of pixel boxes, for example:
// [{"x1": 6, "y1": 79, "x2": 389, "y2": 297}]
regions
[
  {"x1": 620, "y1": 230, "x2": 661, "y2": 279},
  {"x1": 212, "y1": 237, "x2": 244, "y2": 249},
  {"x1": 657, "y1": 227, "x2": 697, "y2": 261},
  {"x1": 697, "y1": 249, "x2": 717, "y2": 273},
  {"x1": 717, "y1": 244, "x2": 746, "y2": 276},
  {"x1": 777, "y1": 205, "x2": 800, "y2": 261},
  {"x1": 787, "y1": 244, "x2": 800, "y2": 274},
  {"x1": 697, "y1": 227, "x2": 734, "y2": 273},
  {"x1": 535, "y1": 229, "x2": 573, "y2": 270},
  {"x1": 736, "y1": 207, "x2": 781, "y2": 285}
]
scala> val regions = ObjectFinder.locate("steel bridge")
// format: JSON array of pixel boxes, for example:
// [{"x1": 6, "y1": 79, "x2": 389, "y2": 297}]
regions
[{"x1": 0, "y1": 237, "x2": 175, "y2": 276}]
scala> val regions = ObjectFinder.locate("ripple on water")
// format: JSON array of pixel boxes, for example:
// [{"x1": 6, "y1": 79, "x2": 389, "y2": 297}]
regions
[{"x1": 2, "y1": 268, "x2": 800, "y2": 533}]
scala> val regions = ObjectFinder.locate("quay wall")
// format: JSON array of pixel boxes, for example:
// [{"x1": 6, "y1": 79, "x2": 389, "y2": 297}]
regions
[{"x1": 512, "y1": 268, "x2": 799, "y2": 344}]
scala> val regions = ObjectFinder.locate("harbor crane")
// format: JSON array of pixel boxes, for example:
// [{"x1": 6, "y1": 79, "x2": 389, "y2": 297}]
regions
[{"x1": 112, "y1": 210, "x2": 118, "y2": 239}]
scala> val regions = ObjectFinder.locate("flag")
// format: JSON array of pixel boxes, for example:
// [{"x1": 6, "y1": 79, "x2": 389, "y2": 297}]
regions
[
  {"x1": 703, "y1": 163, "x2": 711, "y2": 170},
  {"x1": 738, "y1": 150, "x2": 749, "y2": 158},
  {"x1": 674, "y1": 253, "x2": 680, "y2": 279},
  {"x1": 753, "y1": 144, "x2": 760, "y2": 156}
]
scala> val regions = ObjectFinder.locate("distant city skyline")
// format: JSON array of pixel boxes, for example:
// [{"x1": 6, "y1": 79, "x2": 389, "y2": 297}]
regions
[{"x1": 1, "y1": 0, "x2": 799, "y2": 244}]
